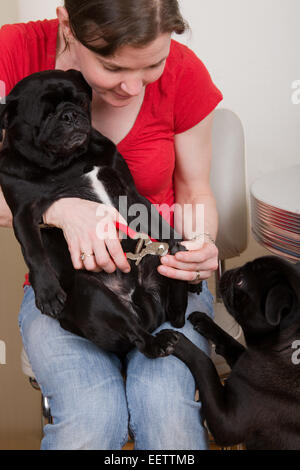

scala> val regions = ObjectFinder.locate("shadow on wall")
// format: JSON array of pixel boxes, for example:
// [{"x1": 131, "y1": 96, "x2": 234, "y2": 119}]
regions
[
  {"x1": 0, "y1": 1, "x2": 19, "y2": 27},
  {"x1": 0, "y1": 229, "x2": 42, "y2": 450}
]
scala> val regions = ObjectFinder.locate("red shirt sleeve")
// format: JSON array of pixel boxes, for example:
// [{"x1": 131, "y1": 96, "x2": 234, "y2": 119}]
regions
[
  {"x1": 0, "y1": 20, "x2": 58, "y2": 98},
  {"x1": 0, "y1": 24, "x2": 26, "y2": 97},
  {"x1": 173, "y1": 44, "x2": 223, "y2": 134}
]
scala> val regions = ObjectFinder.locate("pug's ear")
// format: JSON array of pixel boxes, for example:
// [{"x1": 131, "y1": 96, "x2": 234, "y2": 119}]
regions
[
  {"x1": 67, "y1": 69, "x2": 93, "y2": 101},
  {"x1": 265, "y1": 284, "x2": 294, "y2": 326}
]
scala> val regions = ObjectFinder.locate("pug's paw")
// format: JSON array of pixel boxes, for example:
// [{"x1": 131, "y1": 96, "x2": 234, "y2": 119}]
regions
[
  {"x1": 34, "y1": 281, "x2": 67, "y2": 319},
  {"x1": 144, "y1": 330, "x2": 180, "y2": 358},
  {"x1": 188, "y1": 311, "x2": 217, "y2": 340}
]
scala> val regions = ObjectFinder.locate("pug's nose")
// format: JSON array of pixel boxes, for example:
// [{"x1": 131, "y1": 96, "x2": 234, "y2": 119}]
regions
[{"x1": 61, "y1": 110, "x2": 78, "y2": 124}]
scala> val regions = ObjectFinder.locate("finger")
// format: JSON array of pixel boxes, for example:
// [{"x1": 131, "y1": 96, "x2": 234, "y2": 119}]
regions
[
  {"x1": 80, "y1": 245, "x2": 103, "y2": 272},
  {"x1": 64, "y1": 228, "x2": 100, "y2": 271},
  {"x1": 91, "y1": 239, "x2": 117, "y2": 273},
  {"x1": 67, "y1": 236, "x2": 84, "y2": 270},
  {"x1": 158, "y1": 264, "x2": 212, "y2": 281},
  {"x1": 105, "y1": 238, "x2": 131, "y2": 273},
  {"x1": 83, "y1": 255, "x2": 103, "y2": 273},
  {"x1": 161, "y1": 253, "x2": 218, "y2": 273},
  {"x1": 95, "y1": 222, "x2": 130, "y2": 273},
  {"x1": 157, "y1": 264, "x2": 212, "y2": 282},
  {"x1": 160, "y1": 255, "x2": 200, "y2": 272},
  {"x1": 189, "y1": 271, "x2": 213, "y2": 281},
  {"x1": 180, "y1": 239, "x2": 205, "y2": 251},
  {"x1": 175, "y1": 243, "x2": 218, "y2": 263}
]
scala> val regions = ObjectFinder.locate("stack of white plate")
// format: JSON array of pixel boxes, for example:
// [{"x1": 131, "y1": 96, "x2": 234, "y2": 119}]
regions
[{"x1": 251, "y1": 166, "x2": 300, "y2": 262}]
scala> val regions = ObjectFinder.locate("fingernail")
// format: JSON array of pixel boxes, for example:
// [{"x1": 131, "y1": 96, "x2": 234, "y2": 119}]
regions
[
  {"x1": 161, "y1": 256, "x2": 168, "y2": 263},
  {"x1": 158, "y1": 266, "x2": 167, "y2": 274}
]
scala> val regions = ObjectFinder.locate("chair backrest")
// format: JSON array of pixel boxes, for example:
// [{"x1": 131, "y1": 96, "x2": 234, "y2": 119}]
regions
[{"x1": 210, "y1": 108, "x2": 248, "y2": 260}]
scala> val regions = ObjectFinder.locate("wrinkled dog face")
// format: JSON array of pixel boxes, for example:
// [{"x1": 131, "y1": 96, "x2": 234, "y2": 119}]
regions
[
  {"x1": 0, "y1": 69, "x2": 92, "y2": 169},
  {"x1": 220, "y1": 256, "x2": 300, "y2": 343},
  {"x1": 37, "y1": 85, "x2": 91, "y2": 156}
]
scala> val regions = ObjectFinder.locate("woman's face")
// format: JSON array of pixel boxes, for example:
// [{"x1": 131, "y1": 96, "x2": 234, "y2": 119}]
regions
[{"x1": 71, "y1": 33, "x2": 172, "y2": 107}]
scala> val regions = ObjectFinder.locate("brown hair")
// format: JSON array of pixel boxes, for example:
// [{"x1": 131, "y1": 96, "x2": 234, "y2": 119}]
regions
[{"x1": 64, "y1": 0, "x2": 188, "y2": 56}]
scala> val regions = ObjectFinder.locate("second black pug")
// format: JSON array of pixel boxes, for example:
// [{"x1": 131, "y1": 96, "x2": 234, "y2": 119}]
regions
[
  {"x1": 0, "y1": 69, "x2": 185, "y2": 358},
  {"x1": 161, "y1": 256, "x2": 300, "y2": 449}
]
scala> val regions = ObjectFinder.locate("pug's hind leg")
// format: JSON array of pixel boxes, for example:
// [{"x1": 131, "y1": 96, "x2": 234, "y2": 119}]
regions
[{"x1": 130, "y1": 328, "x2": 180, "y2": 359}]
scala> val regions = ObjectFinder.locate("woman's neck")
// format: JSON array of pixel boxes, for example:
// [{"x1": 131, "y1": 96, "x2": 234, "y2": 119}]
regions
[{"x1": 55, "y1": 25, "x2": 79, "y2": 71}]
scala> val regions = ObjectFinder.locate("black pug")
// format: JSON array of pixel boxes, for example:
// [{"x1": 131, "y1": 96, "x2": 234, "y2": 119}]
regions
[
  {"x1": 161, "y1": 256, "x2": 300, "y2": 450},
  {"x1": 0, "y1": 69, "x2": 186, "y2": 358}
]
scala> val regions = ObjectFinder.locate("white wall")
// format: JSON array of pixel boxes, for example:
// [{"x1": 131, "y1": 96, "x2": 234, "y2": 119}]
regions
[
  {"x1": 176, "y1": 0, "x2": 300, "y2": 187},
  {"x1": 17, "y1": 0, "x2": 62, "y2": 22},
  {"x1": 0, "y1": 0, "x2": 18, "y2": 26}
]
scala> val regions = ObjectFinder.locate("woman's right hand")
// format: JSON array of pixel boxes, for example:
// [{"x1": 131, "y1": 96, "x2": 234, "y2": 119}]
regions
[{"x1": 43, "y1": 198, "x2": 131, "y2": 274}]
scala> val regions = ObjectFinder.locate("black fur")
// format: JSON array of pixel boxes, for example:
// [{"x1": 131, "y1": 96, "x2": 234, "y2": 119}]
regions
[
  {"x1": 161, "y1": 256, "x2": 300, "y2": 449},
  {"x1": 0, "y1": 69, "x2": 186, "y2": 358}
]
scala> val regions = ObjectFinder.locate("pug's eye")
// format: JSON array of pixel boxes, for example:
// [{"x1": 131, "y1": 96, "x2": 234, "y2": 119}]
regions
[{"x1": 235, "y1": 273, "x2": 245, "y2": 288}]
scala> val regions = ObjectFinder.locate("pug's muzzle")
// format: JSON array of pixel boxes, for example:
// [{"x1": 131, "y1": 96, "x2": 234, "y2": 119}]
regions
[{"x1": 37, "y1": 103, "x2": 91, "y2": 154}]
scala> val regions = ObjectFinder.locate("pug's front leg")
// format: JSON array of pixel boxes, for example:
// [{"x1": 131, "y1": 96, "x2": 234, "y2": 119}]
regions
[
  {"x1": 13, "y1": 206, "x2": 67, "y2": 318},
  {"x1": 189, "y1": 311, "x2": 246, "y2": 368}
]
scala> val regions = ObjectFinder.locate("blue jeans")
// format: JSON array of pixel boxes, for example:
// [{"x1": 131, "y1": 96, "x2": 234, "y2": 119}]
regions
[{"x1": 19, "y1": 282, "x2": 214, "y2": 450}]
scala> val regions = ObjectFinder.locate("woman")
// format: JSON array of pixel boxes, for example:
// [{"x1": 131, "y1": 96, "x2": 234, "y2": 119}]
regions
[{"x1": 0, "y1": 0, "x2": 222, "y2": 450}]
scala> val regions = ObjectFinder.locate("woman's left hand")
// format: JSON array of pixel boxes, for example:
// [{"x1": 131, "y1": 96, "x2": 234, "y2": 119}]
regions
[{"x1": 157, "y1": 239, "x2": 219, "y2": 283}]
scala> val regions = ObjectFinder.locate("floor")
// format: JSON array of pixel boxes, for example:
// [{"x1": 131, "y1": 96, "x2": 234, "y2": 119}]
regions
[{"x1": 123, "y1": 439, "x2": 245, "y2": 451}]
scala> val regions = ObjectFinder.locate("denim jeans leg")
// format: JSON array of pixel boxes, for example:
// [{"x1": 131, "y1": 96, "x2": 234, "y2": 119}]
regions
[
  {"x1": 126, "y1": 281, "x2": 214, "y2": 450},
  {"x1": 19, "y1": 286, "x2": 129, "y2": 450}
]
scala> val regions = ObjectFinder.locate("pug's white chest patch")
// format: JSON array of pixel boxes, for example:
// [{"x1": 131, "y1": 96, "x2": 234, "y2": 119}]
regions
[{"x1": 85, "y1": 166, "x2": 113, "y2": 207}]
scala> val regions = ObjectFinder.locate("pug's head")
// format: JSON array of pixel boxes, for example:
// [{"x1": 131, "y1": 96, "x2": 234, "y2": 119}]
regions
[
  {"x1": 0, "y1": 69, "x2": 92, "y2": 170},
  {"x1": 220, "y1": 256, "x2": 300, "y2": 345}
]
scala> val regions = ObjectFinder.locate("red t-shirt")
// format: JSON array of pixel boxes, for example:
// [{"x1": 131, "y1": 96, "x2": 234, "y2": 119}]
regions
[{"x1": 0, "y1": 19, "x2": 223, "y2": 286}]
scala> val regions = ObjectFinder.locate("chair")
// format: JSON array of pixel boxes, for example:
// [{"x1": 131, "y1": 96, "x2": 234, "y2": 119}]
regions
[
  {"x1": 20, "y1": 107, "x2": 248, "y2": 422},
  {"x1": 209, "y1": 108, "x2": 248, "y2": 375}
]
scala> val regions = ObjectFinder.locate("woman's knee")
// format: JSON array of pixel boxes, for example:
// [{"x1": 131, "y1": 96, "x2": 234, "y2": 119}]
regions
[
  {"x1": 42, "y1": 377, "x2": 129, "y2": 449},
  {"x1": 37, "y1": 349, "x2": 130, "y2": 449},
  {"x1": 127, "y1": 368, "x2": 207, "y2": 449},
  {"x1": 126, "y1": 353, "x2": 208, "y2": 450}
]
